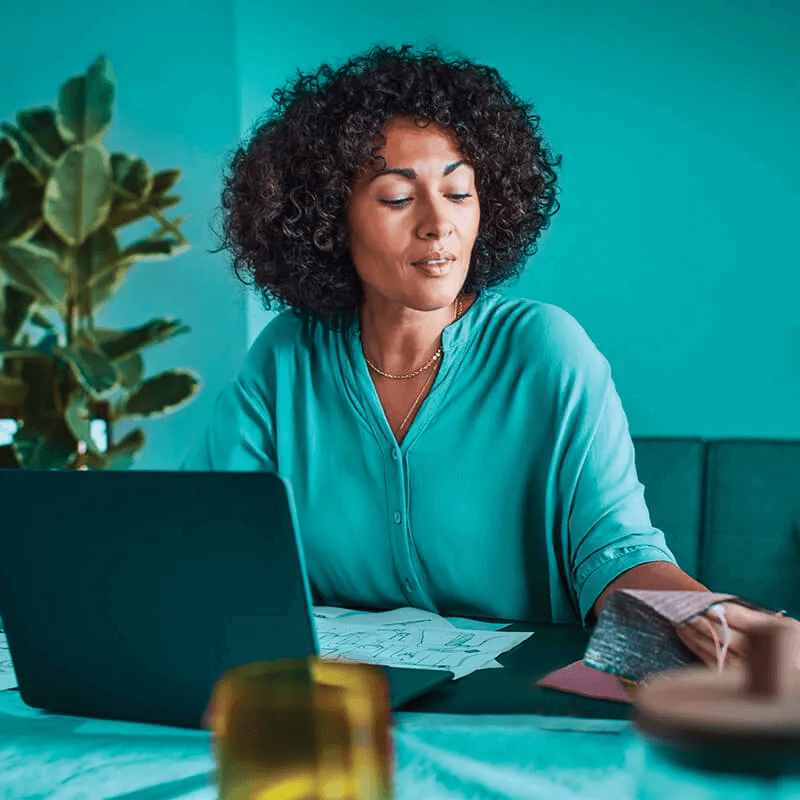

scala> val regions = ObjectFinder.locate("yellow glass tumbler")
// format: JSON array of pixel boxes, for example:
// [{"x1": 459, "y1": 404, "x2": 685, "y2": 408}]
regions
[{"x1": 206, "y1": 657, "x2": 392, "y2": 800}]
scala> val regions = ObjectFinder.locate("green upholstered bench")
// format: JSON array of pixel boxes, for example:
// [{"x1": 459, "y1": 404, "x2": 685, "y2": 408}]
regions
[{"x1": 633, "y1": 437, "x2": 800, "y2": 619}]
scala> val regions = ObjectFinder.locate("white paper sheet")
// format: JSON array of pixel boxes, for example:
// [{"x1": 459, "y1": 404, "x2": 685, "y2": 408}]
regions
[
  {"x1": 313, "y1": 607, "x2": 506, "y2": 668},
  {"x1": 0, "y1": 632, "x2": 17, "y2": 691},
  {"x1": 314, "y1": 607, "x2": 505, "y2": 670},
  {"x1": 313, "y1": 607, "x2": 508, "y2": 632},
  {"x1": 313, "y1": 607, "x2": 531, "y2": 679}
]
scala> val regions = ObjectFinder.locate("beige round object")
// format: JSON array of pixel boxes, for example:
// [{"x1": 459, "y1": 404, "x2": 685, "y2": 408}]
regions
[
  {"x1": 635, "y1": 665, "x2": 800, "y2": 746},
  {"x1": 635, "y1": 620, "x2": 800, "y2": 778},
  {"x1": 747, "y1": 618, "x2": 800, "y2": 696}
]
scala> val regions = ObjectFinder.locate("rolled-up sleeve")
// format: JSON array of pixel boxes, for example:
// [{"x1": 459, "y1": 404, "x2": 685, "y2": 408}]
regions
[{"x1": 567, "y1": 370, "x2": 677, "y2": 626}]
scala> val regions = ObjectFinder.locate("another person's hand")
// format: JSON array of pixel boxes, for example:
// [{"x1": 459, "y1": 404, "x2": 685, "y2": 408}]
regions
[{"x1": 675, "y1": 603, "x2": 800, "y2": 671}]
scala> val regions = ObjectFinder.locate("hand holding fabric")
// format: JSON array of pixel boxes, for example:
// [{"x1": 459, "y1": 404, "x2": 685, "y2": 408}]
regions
[{"x1": 675, "y1": 602, "x2": 800, "y2": 671}]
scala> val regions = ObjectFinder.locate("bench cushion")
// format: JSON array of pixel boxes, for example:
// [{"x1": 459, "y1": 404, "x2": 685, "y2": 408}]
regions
[
  {"x1": 701, "y1": 439, "x2": 800, "y2": 617},
  {"x1": 631, "y1": 437, "x2": 705, "y2": 579}
]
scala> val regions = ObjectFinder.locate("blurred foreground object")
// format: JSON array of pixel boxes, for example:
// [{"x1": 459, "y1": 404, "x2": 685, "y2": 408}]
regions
[
  {"x1": 207, "y1": 657, "x2": 392, "y2": 800},
  {"x1": 633, "y1": 618, "x2": 800, "y2": 799},
  {"x1": 0, "y1": 55, "x2": 199, "y2": 469}
]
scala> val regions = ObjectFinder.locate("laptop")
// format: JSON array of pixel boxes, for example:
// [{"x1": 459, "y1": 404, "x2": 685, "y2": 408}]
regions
[{"x1": 0, "y1": 470, "x2": 452, "y2": 728}]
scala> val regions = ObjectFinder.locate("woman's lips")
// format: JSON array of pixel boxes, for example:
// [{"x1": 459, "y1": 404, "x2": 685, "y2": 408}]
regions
[{"x1": 413, "y1": 258, "x2": 454, "y2": 276}]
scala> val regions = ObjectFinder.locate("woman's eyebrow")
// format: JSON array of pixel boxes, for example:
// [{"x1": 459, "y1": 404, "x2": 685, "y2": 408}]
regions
[{"x1": 369, "y1": 160, "x2": 465, "y2": 183}]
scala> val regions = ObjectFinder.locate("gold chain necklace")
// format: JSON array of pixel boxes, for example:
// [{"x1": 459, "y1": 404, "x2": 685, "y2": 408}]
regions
[
  {"x1": 364, "y1": 295, "x2": 462, "y2": 380},
  {"x1": 398, "y1": 360, "x2": 437, "y2": 436}
]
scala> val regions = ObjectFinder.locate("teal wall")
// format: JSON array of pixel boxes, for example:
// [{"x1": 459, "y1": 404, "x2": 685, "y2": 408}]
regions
[
  {"x1": 238, "y1": 0, "x2": 800, "y2": 439},
  {"x1": 0, "y1": 0, "x2": 247, "y2": 469},
  {"x1": 4, "y1": 1, "x2": 797, "y2": 469}
]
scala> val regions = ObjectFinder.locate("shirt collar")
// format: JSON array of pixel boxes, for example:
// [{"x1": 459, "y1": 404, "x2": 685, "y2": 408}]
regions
[{"x1": 347, "y1": 288, "x2": 500, "y2": 353}]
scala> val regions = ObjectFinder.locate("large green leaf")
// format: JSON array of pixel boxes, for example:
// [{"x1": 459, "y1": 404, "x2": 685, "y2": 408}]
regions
[
  {"x1": 2, "y1": 283, "x2": 36, "y2": 342},
  {"x1": 75, "y1": 227, "x2": 118, "y2": 276},
  {"x1": 28, "y1": 224, "x2": 67, "y2": 253},
  {"x1": 114, "y1": 352, "x2": 144, "y2": 390},
  {"x1": 0, "y1": 252, "x2": 43, "y2": 299},
  {"x1": 0, "y1": 373, "x2": 27, "y2": 404},
  {"x1": 12, "y1": 419, "x2": 78, "y2": 468},
  {"x1": 1, "y1": 245, "x2": 52, "y2": 302},
  {"x1": 105, "y1": 200, "x2": 150, "y2": 229},
  {"x1": 59, "y1": 331, "x2": 119, "y2": 397},
  {"x1": 110, "y1": 154, "x2": 153, "y2": 201},
  {"x1": 74, "y1": 228, "x2": 119, "y2": 315},
  {"x1": 120, "y1": 235, "x2": 188, "y2": 261},
  {"x1": 94, "y1": 328, "x2": 144, "y2": 389},
  {"x1": 15, "y1": 344, "x2": 66, "y2": 414},
  {"x1": 150, "y1": 194, "x2": 181, "y2": 211},
  {"x1": 122, "y1": 369, "x2": 200, "y2": 418},
  {"x1": 29, "y1": 309, "x2": 54, "y2": 329},
  {"x1": 55, "y1": 56, "x2": 116, "y2": 145},
  {"x1": 150, "y1": 169, "x2": 182, "y2": 196},
  {"x1": 87, "y1": 227, "x2": 186, "y2": 295},
  {"x1": 0, "y1": 124, "x2": 49, "y2": 184},
  {"x1": 0, "y1": 198, "x2": 41, "y2": 244},
  {"x1": 2, "y1": 155, "x2": 42, "y2": 202},
  {"x1": 83, "y1": 427, "x2": 145, "y2": 470},
  {"x1": 98, "y1": 318, "x2": 189, "y2": 361},
  {"x1": 0, "y1": 138, "x2": 14, "y2": 173},
  {"x1": 0, "y1": 241, "x2": 68, "y2": 308},
  {"x1": 0, "y1": 159, "x2": 44, "y2": 243},
  {"x1": 90, "y1": 263, "x2": 128, "y2": 310},
  {"x1": 62, "y1": 390, "x2": 94, "y2": 451},
  {"x1": 43, "y1": 143, "x2": 112, "y2": 246},
  {"x1": 0, "y1": 343, "x2": 51, "y2": 359},
  {"x1": 16, "y1": 108, "x2": 68, "y2": 162},
  {"x1": 105, "y1": 194, "x2": 181, "y2": 230}
]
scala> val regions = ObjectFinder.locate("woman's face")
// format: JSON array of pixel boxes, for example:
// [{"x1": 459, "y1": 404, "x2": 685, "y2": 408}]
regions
[{"x1": 345, "y1": 116, "x2": 480, "y2": 313}]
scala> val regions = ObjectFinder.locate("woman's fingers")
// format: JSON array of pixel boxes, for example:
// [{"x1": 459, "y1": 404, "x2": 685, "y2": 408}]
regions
[
  {"x1": 675, "y1": 622, "x2": 718, "y2": 669},
  {"x1": 671, "y1": 604, "x2": 800, "y2": 674},
  {"x1": 675, "y1": 618, "x2": 746, "y2": 671},
  {"x1": 688, "y1": 612, "x2": 750, "y2": 660},
  {"x1": 710, "y1": 602, "x2": 798, "y2": 634}
]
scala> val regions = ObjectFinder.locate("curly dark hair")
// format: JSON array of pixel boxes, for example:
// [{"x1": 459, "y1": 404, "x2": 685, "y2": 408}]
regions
[{"x1": 212, "y1": 43, "x2": 562, "y2": 327}]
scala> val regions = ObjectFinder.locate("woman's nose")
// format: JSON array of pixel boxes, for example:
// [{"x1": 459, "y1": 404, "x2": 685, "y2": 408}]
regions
[{"x1": 416, "y1": 195, "x2": 455, "y2": 239}]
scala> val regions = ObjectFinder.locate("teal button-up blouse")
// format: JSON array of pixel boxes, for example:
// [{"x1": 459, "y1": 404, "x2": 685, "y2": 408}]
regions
[{"x1": 183, "y1": 289, "x2": 677, "y2": 626}]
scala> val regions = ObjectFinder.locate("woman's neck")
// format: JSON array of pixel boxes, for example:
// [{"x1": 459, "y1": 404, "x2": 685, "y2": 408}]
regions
[{"x1": 359, "y1": 295, "x2": 461, "y2": 377}]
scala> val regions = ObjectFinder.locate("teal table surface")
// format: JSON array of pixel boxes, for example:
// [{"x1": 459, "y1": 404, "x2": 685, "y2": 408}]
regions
[
  {"x1": 0, "y1": 687, "x2": 637, "y2": 799},
  {"x1": 2, "y1": 622, "x2": 797, "y2": 799}
]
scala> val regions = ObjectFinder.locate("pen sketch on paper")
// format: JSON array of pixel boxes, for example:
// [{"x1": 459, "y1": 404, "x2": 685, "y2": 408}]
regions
[{"x1": 313, "y1": 607, "x2": 531, "y2": 680}]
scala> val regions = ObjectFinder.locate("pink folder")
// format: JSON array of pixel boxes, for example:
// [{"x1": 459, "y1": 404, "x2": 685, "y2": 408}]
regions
[{"x1": 536, "y1": 660, "x2": 633, "y2": 704}]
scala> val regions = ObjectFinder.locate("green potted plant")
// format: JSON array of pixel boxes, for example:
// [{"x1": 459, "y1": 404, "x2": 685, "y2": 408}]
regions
[{"x1": 0, "y1": 55, "x2": 200, "y2": 469}]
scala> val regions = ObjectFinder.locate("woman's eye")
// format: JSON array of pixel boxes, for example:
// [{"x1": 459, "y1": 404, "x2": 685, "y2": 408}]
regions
[{"x1": 379, "y1": 193, "x2": 472, "y2": 208}]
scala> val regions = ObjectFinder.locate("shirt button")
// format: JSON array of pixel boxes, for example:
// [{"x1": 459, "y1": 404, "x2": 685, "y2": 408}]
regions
[
  {"x1": 391, "y1": 448, "x2": 400, "y2": 460},
  {"x1": 393, "y1": 511, "x2": 402, "y2": 524},
  {"x1": 405, "y1": 578, "x2": 413, "y2": 592}
]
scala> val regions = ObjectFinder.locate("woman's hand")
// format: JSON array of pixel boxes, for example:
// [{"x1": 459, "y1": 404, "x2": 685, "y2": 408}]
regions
[{"x1": 674, "y1": 603, "x2": 800, "y2": 671}]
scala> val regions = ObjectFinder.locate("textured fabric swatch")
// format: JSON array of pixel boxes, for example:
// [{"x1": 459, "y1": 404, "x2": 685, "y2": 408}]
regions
[{"x1": 583, "y1": 590, "x2": 772, "y2": 682}]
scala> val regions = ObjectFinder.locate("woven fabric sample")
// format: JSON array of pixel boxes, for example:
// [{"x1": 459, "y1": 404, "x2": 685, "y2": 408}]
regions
[{"x1": 583, "y1": 590, "x2": 771, "y2": 682}]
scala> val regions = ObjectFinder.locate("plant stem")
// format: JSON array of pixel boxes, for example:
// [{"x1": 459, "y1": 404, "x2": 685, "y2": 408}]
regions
[
  {"x1": 65, "y1": 245, "x2": 76, "y2": 346},
  {"x1": 66, "y1": 297, "x2": 75, "y2": 346}
]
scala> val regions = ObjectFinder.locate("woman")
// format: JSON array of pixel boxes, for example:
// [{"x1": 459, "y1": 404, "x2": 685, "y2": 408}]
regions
[{"x1": 185, "y1": 44, "x2": 790, "y2": 670}]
